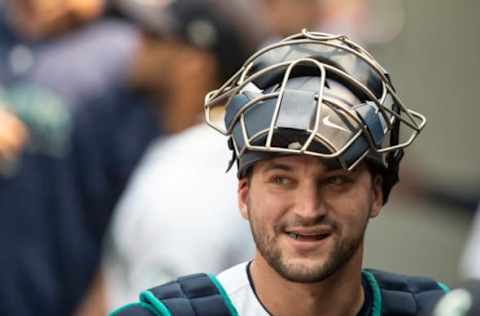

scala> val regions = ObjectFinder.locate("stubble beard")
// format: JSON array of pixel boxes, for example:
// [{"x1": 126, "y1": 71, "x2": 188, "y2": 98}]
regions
[{"x1": 248, "y1": 201, "x2": 371, "y2": 284}]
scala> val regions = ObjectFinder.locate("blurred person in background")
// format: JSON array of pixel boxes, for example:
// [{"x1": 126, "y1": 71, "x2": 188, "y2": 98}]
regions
[
  {"x1": 0, "y1": 0, "x2": 138, "y2": 105},
  {"x1": 0, "y1": 1, "x2": 141, "y2": 315},
  {"x1": 259, "y1": 0, "x2": 323, "y2": 37},
  {"x1": 68, "y1": 0, "x2": 267, "y2": 315},
  {"x1": 0, "y1": 106, "x2": 28, "y2": 171},
  {"x1": 6, "y1": 0, "x2": 103, "y2": 40},
  {"x1": 257, "y1": 0, "x2": 393, "y2": 44}
]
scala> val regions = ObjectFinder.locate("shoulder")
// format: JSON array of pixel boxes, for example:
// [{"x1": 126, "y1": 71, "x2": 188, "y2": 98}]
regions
[
  {"x1": 364, "y1": 269, "x2": 448, "y2": 316},
  {"x1": 109, "y1": 262, "x2": 268, "y2": 316},
  {"x1": 365, "y1": 269, "x2": 449, "y2": 293},
  {"x1": 217, "y1": 263, "x2": 270, "y2": 316},
  {"x1": 217, "y1": 262, "x2": 252, "y2": 298},
  {"x1": 109, "y1": 272, "x2": 236, "y2": 316}
]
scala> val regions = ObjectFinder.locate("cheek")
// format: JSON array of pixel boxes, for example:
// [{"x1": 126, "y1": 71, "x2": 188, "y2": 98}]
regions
[
  {"x1": 248, "y1": 191, "x2": 289, "y2": 228},
  {"x1": 325, "y1": 188, "x2": 373, "y2": 226}
]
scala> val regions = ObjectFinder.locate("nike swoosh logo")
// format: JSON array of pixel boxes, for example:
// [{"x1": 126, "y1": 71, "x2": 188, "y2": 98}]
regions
[{"x1": 322, "y1": 115, "x2": 351, "y2": 133}]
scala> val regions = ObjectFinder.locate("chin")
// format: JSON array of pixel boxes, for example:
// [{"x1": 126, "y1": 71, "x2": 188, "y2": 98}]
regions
[{"x1": 275, "y1": 257, "x2": 333, "y2": 283}]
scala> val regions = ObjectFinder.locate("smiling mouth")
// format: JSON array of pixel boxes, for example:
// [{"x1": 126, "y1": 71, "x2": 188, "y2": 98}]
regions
[{"x1": 287, "y1": 232, "x2": 331, "y2": 241}]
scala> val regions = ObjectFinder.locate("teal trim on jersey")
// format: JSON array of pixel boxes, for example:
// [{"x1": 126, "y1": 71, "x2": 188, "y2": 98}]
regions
[
  {"x1": 362, "y1": 270, "x2": 382, "y2": 316},
  {"x1": 109, "y1": 302, "x2": 162, "y2": 316},
  {"x1": 437, "y1": 282, "x2": 450, "y2": 293},
  {"x1": 140, "y1": 290, "x2": 173, "y2": 316},
  {"x1": 208, "y1": 273, "x2": 239, "y2": 316}
]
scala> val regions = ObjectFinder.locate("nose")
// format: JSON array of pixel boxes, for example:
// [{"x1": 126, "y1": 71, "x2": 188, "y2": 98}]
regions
[{"x1": 293, "y1": 180, "x2": 326, "y2": 220}]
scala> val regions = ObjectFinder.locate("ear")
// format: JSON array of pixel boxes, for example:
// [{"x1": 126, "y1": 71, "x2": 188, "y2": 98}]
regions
[
  {"x1": 369, "y1": 175, "x2": 383, "y2": 218},
  {"x1": 238, "y1": 178, "x2": 250, "y2": 220}
]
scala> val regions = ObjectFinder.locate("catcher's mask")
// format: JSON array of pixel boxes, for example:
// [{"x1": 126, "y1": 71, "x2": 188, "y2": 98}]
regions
[{"x1": 204, "y1": 30, "x2": 426, "y2": 203}]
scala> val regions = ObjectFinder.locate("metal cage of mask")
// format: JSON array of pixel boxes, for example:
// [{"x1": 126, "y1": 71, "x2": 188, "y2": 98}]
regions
[{"x1": 203, "y1": 30, "x2": 426, "y2": 200}]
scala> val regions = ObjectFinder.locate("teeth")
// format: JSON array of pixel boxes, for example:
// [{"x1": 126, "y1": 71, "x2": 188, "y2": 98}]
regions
[{"x1": 288, "y1": 232, "x2": 330, "y2": 240}]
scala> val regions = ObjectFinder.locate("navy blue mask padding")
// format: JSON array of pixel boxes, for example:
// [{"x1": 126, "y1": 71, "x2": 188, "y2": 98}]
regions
[
  {"x1": 355, "y1": 101, "x2": 385, "y2": 147},
  {"x1": 231, "y1": 124, "x2": 245, "y2": 154},
  {"x1": 339, "y1": 102, "x2": 386, "y2": 167},
  {"x1": 224, "y1": 94, "x2": 250, "y2": 131},
  {"x1": 243, "y1": 99, "x2": 276, "y2": 142},
  {"x1": 249, "y1": 44, "x2": 384, "y2": 99},
  {"x1": 275, "y1": 89, "x2": 317, "y2": 130},
  {"x1": 339, "y1": 137, "x2": 369, "y2": 166},
  {"x1": 252, "y1": 64, "x2": 329, "y2": 90},
  {"x1": 225, "y1": 83, "x2": 388, "y2": 177},
  {"x1": 227, "y1": 97, "x2": 276, "y2": 154},
  {"x1": 224, "y1": 91, "x2": 261, "y2": 131},
  {"x1": 226, "y1": 89, "x2": 319, "y2": 155}
]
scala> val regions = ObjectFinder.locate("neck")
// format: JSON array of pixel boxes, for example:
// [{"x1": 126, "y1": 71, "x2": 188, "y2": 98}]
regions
[{"x1": 250, "y1": 246, "x2": 365, "y2": 316}]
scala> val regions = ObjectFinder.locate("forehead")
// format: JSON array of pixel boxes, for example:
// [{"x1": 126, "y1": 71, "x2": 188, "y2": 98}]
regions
[{"x1": 253, "y1": 155, "x2": 366, "y2": 175}]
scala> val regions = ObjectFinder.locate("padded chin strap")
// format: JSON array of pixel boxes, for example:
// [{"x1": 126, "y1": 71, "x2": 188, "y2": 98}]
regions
[
  {"x1": 381, "y1": 148, "x2": 404, "y2": 204},
  {"x1": 381, "y1": 98, "x2": 403, "y2": 204},
  {"x1": 225, "y1": 138, "x2": 237, "y2": 173}
]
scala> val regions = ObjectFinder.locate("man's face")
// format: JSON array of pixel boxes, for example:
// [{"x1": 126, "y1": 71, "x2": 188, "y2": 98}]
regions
[
  {"x1": 130, "y1": 35, "x2": 218, "y2": 133},
  {"x1": 238, "y1": 155, "x2": 383, "y2": 283},
  {"x1": 7, "y1": 0, "x2": 103, "y2": 39}
]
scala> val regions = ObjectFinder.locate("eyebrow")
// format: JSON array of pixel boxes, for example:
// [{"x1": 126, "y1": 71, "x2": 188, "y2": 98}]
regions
[
  {"x1": 260, "y1": 160, "x2": 365, "y2": 176},
  {"x1": 262, "y1": 162, "x2": 294, "y2": 173}
]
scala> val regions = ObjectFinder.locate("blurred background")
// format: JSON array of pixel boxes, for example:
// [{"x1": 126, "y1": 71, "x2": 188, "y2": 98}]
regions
[
  {"x1": 363, "y1": 0, "x2": 479, "y2": 285},
  {"x1": 0, "y1": 0, "x2": 478, "y2": 315}
]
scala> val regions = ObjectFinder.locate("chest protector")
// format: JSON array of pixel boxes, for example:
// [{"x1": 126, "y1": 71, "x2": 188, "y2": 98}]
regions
[{"x1": 110, "y1": 269, "x2": 447, "y2": 316}]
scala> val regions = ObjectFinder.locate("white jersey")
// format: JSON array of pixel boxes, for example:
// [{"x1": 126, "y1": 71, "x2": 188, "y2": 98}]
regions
[
  {"x1": 217, "y1": 262, "x2": 270, "y2": 316},
  {"x1": 103, "y1": 124, "x2": 254, "y2": 309}
]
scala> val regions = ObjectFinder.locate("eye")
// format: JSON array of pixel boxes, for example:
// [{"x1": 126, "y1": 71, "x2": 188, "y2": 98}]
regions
[
  {"x1": 325, "y1": 175, "x2": 351, "y2": 186},
  {"x1": 270, "y1": 175, "x2": 293, "y2": 187}
]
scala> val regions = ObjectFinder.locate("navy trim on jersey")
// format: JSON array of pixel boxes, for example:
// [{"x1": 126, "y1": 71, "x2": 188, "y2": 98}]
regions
[{"x1": 246, "y1": 261, "x2": 273, "y2": 315}]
